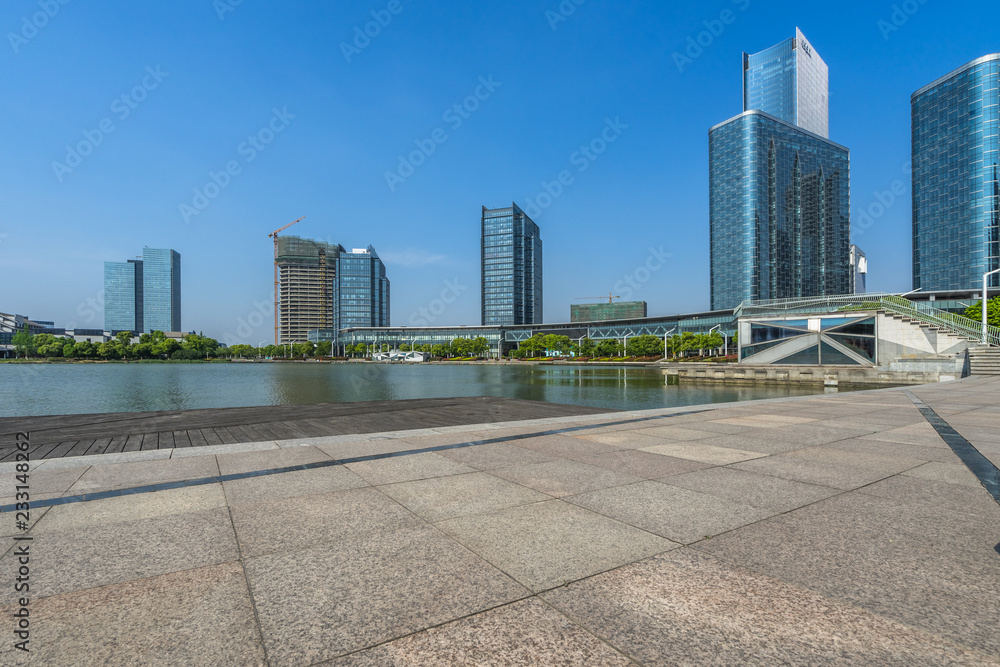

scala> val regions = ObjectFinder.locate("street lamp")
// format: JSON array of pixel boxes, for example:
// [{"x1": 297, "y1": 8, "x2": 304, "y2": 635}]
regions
[
  {"x1": 983, "y1": 269, "x2": 1000, "y2": 344},
  {"x1": 709, "y1": 324, "x2": 725, "y2": 357},
  {"x1": 662, "y1": 327, "x2": 676, "y2": 359}
]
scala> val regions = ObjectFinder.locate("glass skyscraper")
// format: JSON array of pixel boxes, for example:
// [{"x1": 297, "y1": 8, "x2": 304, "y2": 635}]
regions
[
  {"x1": 104, "y1": 259, "x2": 143, "y2": 332},
  {"x1": 911, "y1": 54, "x2": 1000, "y2": 292},
  {"x1": 711, "y1": 30, "x2": 849, "y2": 311},
  {"x1": 710, "y1": 112, "x2": 850, "y2": 310},
  {"x1": 336, "y1": 246, "x2": 390, "y2": 330},
  {"x1": 743, "y1": 27, "x2": 829, "y2": 139},
  {"x1": 481, "y1": 203, "x2": 542, "y2": 326},
  {"x1": 103, "y1": 248, "x2": 180, "y2": 333},
  {"x1": 141, "y1": 247, "x2": 181, "y2": 333}
]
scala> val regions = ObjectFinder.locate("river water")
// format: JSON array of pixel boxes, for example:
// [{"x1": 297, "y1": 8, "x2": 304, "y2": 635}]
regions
[{"x1": 0, "y1": 362, "x2": 840, "y2": 417}]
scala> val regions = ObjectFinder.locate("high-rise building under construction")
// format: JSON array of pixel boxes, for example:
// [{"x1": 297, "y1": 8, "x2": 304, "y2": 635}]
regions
[{"x1": 276, "y1": 236, "x2": 389, "y2": 343}]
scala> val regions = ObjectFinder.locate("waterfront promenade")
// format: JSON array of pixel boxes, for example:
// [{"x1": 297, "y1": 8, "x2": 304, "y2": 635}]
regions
[{"x1": 1, "y1": 378, "x2": 999, "y2": 665}]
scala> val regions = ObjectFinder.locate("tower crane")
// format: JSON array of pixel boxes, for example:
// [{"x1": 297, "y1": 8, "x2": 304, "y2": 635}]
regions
[
  {"x1": 269, "y1": 217, "x2": 305, "y2": 345},
  {"x1": 574, "y1": 293, "x2": 621, "y2": 303}
]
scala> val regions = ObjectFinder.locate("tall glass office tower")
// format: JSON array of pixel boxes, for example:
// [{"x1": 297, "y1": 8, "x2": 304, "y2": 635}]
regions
[
  {"x1": 711, "y1": 29, "x2": 849, "y2": 311},
  {"x1": 336, "y1": 246, "x2": 390, "y2": 330},
  {"x1": 481, "y1": 203, "x2": 542, "y2": 326},
  {"x1": 104, "y1": 248, "x2": 180, "y2": 333},
  {"x1": 710, "y1": 112, "x2": 850, "y2": 310},
  {"x1": 141, "y1": 248, "x2": 181, "y2": 333},
  {"x1": 104, "y1": 259, "x2": 143, "y2": 332},
  {"x1": 911, "y1": 54, "x2": 1000, "y2": 292},
  {"x1": 743, "y1": 27, "x2": 829, "y2": 139}
]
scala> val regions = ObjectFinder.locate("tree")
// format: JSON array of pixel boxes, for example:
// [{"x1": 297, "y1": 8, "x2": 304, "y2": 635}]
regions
[
  {"x1": 595, "y1": 339, "x2": 622, "y2": 358},
  {"x1": 11, "y1": 325, "x2": 34, "y2": 359},
  {"x1": 431, "y1": 344, "x2": 448, "y2": 357},
  {"x1": 182, "y1": 333, "x2": 219, "y2": 358},
  {"x1": 965, "y1": 296, "x2": 1000, "y2": 329},
  {"x1": 579, "y1": 338, "x2": 596, "y2": 358},
  {"x1": 520, "y1": 334, "x2": 546, "y2": 357},
  {"x1": 626, "y1": 335, "x2": 664, "y2": 358},
  {"x1": 471, "y1": 336, "x2": 489, "y2": 358},
  {"x1": 316, "y1": 341, "x2": 332, "y2": 357}
]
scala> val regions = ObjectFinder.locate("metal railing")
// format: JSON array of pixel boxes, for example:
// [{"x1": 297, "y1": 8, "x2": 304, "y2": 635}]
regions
[{"x1": 736, "y1": 293, "x2": 1000, "y2": 347}]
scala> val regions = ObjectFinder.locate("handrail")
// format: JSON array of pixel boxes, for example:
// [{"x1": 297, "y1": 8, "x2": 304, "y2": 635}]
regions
[{"x1": 737, "y1": 293, "x2": 1000, "y2": 347}]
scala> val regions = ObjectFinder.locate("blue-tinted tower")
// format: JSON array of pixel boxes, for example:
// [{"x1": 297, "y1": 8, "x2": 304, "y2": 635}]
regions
[
  {"x1": 336, "y1": 246, "x2": 390, "y2": 330},
  {"x1": 104, "y1": 259, "x2": 143, "y2": 333},
  {"x1": 141, "y1": 248, "x2": 181, "y2": 333},
  {"x1": 481, "y1": 203, "x2": 543, "y2": 326},
  {"x1": 711, "y1": 29, "x2": 849, "y2": 311},
  {"x1": 743, "y1": 27, "x2": 829, "y2": 138},
  {"x1": 911, "y1": 54, "x2": 1000, "y2": 292}
]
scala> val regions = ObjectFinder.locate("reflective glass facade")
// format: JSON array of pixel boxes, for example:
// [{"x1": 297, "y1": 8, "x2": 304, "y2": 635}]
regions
[
  {"x1": 912, "y1": 54, "x2": 1000, "y2": 292},
  {"x1": 141, "y1": 248, "x2": 181, "y2": 333},
  {"x1": 481, "y1": 203, "x2": 542, "y2": 325},
  {"x1": 743, "y1": 28, "x2": 829, "y2": 138},
  {"x1": 710, "y1": 111, "x2": 850, "y2": 310},
  {"x1": 336, "y1": 247, "x2": 390, "y2": 330},
  {"x1": 103, "y1": 259, "x2": 143, "y2": 332}
]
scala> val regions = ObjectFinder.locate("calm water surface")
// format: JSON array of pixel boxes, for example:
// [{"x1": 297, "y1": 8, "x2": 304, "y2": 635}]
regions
[{"x1": 0, "y1": 363, "x2": 844, "y2": 417}]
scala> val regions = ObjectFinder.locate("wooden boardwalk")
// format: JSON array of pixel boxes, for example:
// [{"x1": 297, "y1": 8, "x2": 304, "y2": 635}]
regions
[{"x1": 0, "y1": 397, "x2": 613, "y2": 461}]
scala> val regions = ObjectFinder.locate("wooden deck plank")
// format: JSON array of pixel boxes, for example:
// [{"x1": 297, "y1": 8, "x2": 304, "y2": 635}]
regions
[
  {"x1": 187, "y1": 430, "x2": 209, "y2": 448},
  {"x1": 200, "y1": 429, "x2": 224, "y2": 446},
  {"x1": 215, "y1": 428, "x2": 239, "y2": 445},
  {"x1": 172, "y1": 430, "x2": 192, "y2": 448}
]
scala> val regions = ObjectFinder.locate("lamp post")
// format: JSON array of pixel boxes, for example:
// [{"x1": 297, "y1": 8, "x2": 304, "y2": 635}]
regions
[
  {"x1": 662, "y1": 327, "x2": 676, "y2": 360},
  {"x1": 983, "y1": 269, "x2": 1000, "y2": 344},
  {"x1": 258, "y1": 340, "x2": 266, "y2": 360}
]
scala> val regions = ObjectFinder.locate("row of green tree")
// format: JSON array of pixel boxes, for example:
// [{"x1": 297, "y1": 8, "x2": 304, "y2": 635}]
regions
[
  {"x1": 11, "y1": 329, "x2": 223, "y2": 360},
  {"x1": 965, "y1": 297, "x2": 1000, "y2": 328},
  {"x1": 342, "y1": 336, "x2": 491, "y2": 359},
  {"x1": 507, "y1": 332, "x2": 727, "y2": 359}
]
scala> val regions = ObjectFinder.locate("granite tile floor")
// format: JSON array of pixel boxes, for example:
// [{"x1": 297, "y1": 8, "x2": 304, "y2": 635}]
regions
[{"x1": 1, "y1": 376, "x2": 999, "y2": 665}]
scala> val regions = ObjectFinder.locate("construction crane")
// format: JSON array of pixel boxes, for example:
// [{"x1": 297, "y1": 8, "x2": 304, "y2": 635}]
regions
[
  {"x1": 269, "y1": 217, "x2": 305, "y2": 345},
  {"x1": 575, "y1": 293, "x2": 621, "y2": 304}
]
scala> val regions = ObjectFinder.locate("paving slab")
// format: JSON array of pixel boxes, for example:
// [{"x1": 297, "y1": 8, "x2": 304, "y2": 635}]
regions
[
  {"x1": 732, "y1": 454, "x2": 905, "y2": 490},
  {"x1": 902, "y1": 461, "x2": 988, "y2": 488},
  {"x1": 216, "y1": 444, "x2": 331, "y2": 475},
  {"x1": 230, "y1": 486, "x2": 421, "y2": 557},
  {"x1": 630, "y1": 424, "x2": 724, "y2": 440},
  {"x1": 379, "y1": 472, "x2": 550, "y2": 522},
  {"x1": 435, "y1": 499, "x2": 675, "y2": 592},
  {"x1": 516, "y1": 433, "x2": 631, "y2": 458},
  {"x1": 65, "y1": 454, "x2": 220, "y2": 494},
  {"x1": 567, "y1": 480, "x2": 775, "y2": 544},
  {"x1": 696, "y1": 493, "x2": 1000, "y2": 656},
  {"x1": 542, "y1": 548, "x2": 994, "y2": 666},
  {"x1": 662, "y1": 466, "x2": 841, "y2": 512},
  {"x1": 345, "y1": 452, "x2": 476, "y2": 485},
  {"x1": 34, "y1": 484, "x2": 227, "y2": 533},
  {"x1": 0, "y1": 466, "x2": 86, "y2": 498},
  {"x1": 435, "y1": 441, "x2": 558, "y2": 470},
  {"x1": 328, "y1": 598, "x2": 632, "y2": 666},
  {"x1": 244, "y1": 524, "x2": 528, "y2": 666},
  {"x1": 4, "y1": 506, "x2": 238, "y2": 598},
  {"x1": 573, "y1": 448, "x2": 712, "y2": 479},
  {"x1": 639, "y1": 441, "x2": 768, "y2": 465},
  {"x1": 491, "y1": 458, "x2": 642, "y2": 498},
  {"x1": 0, "y1": 562, "x2": 267, "y2": 667},
  {"x1": 222, "y1": 464, "x2": 368, "y2": 506}
]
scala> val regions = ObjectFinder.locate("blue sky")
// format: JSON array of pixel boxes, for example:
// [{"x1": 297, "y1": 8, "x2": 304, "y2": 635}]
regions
[{"x1": 2, "y1": 0, "x2": 997, "y2": 343}]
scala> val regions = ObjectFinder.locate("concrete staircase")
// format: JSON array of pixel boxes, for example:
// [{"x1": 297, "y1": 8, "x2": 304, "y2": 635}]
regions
[{"x1": 969, "y1": 346, "x2": 1000, "y2": 376}]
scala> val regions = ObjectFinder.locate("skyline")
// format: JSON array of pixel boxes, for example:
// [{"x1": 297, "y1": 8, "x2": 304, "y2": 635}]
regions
[{"x1": 3, "y1": 1, "x2": 999, "y2": 343}]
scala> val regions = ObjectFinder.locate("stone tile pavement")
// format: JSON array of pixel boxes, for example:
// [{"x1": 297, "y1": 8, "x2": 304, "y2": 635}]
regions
[{"x1": 1, "y1": 378, "x2": 999, "y2": 665}]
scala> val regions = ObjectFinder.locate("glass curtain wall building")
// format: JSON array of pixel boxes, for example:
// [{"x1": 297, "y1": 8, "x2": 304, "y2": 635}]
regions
[
  {"x1": 709, "y1": 111, "x2": 850, "y2": 310},
  {"x1": 104, "y1": 259, "x2": 143, "y2": 333},
  {"x1": 141, "y1": 248, "x2": 181, "y2": 333},
  {"x1": 481, "y1": 203, "x2": 543, "y2": 325},
  {"x1": 911, "y1": 54, "x2": 1000, "y2": 292},
  {"x1": 336, "y1": 246, "x2": 390, "y2": 330},
  {"x1": 743, "y1": 27, "x2": 829, "y2": 138}
]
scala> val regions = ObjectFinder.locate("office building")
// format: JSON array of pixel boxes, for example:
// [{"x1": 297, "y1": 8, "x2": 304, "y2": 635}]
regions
[
  {"x1": 336, "y1": 246, "x2": 390, "y2": 330},
  {"x1": 571, "y1": 301, "x2": 647, "y2": 323},
  {"x1": 911, "y1": 54, "x2": 1000, "y2": 293},
  {"x1": 481, "y1": 203, "x2": 543, "y2": 326},
  {"x1": 743, "y1": 27, "x2": 829, "y2": 138},
  {"x1": 141, "y1": 248, "x2": 181, "y2": 333},
  {"x1": 850, "y1": 245, "x2": 868, "y2": 294},
  {"x1": 104, "y1": 259, "x2": 144, "y2": 333},
  {"x1": 277, "y1": 236, "x2": 389, "y2": 343},
  {"x1": 104, "y1": 248, "x2": 180, "y2": 334},
  {"x1": 710, "y1": 30, "x2": 850, "y2": 311}
]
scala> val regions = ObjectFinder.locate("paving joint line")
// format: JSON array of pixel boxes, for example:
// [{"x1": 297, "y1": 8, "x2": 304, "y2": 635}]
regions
[
  {"x1": 904, "y1": 390, "x2": 1000, "y2": 504},
  {"x1": 0, "y1": 409, "x2": 712, "y2": 513}
]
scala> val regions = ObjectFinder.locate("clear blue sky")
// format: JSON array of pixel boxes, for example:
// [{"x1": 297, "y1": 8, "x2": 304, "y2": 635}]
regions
[{"x1": 2, "y1": 0, "x2": 998, "y2": 343}]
